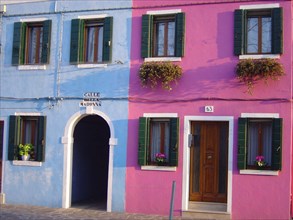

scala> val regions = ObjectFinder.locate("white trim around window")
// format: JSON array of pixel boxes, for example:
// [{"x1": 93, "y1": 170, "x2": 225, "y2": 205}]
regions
[
  {"x1": 144, "y1": 57, "x2": 182, "y2": 62},
  {"x1": 146, "y1": 9, "x2": 181, "y2": 15},
  {"x1": 78, "y1": 14, "x2": 108, "y2": 19},
  {"x1": 143, "y1": 113, "x2": 178, "y2": 118},
  {"x1": 239, "y1": 55, "x2": 280, "y2": 60},
  {"x1": 77, "y1": 64, "x2": 107, "y2": 69},
  {"x1": 241, "y1": 113, "x2": 279, "y2": 118},
  {"x1": 18, "y1": 65, "x2": 47, "y2": 70},
  {"x1": 240, "y1": 3, "x2": 280, "y2": 10}
]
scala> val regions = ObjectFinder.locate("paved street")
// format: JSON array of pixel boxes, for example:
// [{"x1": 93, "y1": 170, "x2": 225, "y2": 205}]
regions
[{"x1": 0, "y1": 204, "x2": 185, "y2": 220}]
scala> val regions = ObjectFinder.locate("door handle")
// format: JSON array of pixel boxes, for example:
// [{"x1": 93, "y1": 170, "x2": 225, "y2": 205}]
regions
[{"x1": 207, "y1": 155, "x2": 212, "y2": 159}]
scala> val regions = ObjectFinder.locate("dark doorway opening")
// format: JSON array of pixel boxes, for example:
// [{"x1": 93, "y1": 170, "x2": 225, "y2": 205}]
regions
[{"x1": 71, "y1": 115, "x2": 110, "y2": 210}]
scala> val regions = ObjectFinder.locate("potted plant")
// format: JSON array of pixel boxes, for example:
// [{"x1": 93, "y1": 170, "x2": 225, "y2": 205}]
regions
[
  {"x1": 139, "y1": 62, "x2": 183, "y2": 90},
  {"x1": 155, "y1": 153, "x2": 166, "y2": 166},
  {"x1": 236, "y1": 58, "x2": 285, "y2": 94},
  {"x1": 19, "y1": 143, "x2": 34, "y2": 161},
  {"x1": 255, "y1": 155, "x2": 267, "y2": 170}
]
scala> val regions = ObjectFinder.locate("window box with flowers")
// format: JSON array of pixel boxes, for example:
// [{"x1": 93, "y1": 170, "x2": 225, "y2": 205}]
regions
[
  {"x1": 139, "y1": 61, "x2": 183, "y2": 91},
  {"x1": 236, "y1": 58, "x2": 285, "y2": 94}
]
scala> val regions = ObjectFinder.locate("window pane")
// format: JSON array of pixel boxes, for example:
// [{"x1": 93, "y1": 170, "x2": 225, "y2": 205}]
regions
[
  {"x1": 247, "y1": 17, "x2": 258, "y2": 53},
  {"x1": 97, "y1": 27, "x2": 103, "y2": 62},
  {"x1": 167, "y1": 21, "x2": 175, "y2": 56},
  {"x1": 27, "y1": 26, "x2": 43, "y2": 64},
  {"x1": 150, "y1": 121, "x2": 170, "y2": 162},
  {"x1": 86, "y1": 27, "x2": 95, "y2": 62},
  {"x1": 247, "y1": 120, "x2": 272, "y2": 166},
  {"x1": 262, "y1": 17, "x2": 272, "y2": 53},
  {"x1": 156, "y1": 22, "x2": 165, "y2": 56}
]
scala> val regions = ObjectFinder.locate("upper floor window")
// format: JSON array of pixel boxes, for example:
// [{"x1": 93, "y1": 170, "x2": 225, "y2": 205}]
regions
[
  {"x1": 70, "y1": 17, "x2": 113, "y2": 64},
  {"x1": 234, "y1": 7, "x2": 283, "y2": 56},
  {"x1": 12, "y1": 20, "x2": 52, "y2": 65},
  {"x1": 138, "y1": 117, "x2": 179, "y2": 166},
  {"x1": 237, "y1": 117, "x2": 282, "y2": 170},
  {"x1": 141, "y1": 12, "x2": 185, "y2": 58},
  {"x1": 8, "y1": 115, "x2": 47, "y2": 162}
]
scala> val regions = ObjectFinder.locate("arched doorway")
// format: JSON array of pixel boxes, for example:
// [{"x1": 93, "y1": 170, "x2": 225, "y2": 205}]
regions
[{"x1": 71, "y1": 115, "x2": 110, "y2": 210}]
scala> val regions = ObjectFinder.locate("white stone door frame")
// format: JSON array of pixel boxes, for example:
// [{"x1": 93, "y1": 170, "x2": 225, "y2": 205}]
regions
[
  {"x1": 182, "y1": 116, "x2": 233, "y2": 213},
  {"x1": 61, "y1": 107, "x2": 117, "y2": 212}
]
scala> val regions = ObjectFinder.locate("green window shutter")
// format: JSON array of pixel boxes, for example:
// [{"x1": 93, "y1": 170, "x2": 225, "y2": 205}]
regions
[
  {"x1": 175, "y1": 12, "x2": 185, "y2": 57},
  {"x1": 272, "y1": 8, "x2": 283, "y2": 54},
  {"x1": 70, "y1": 19, "x2": 84, "y2": 64},
  {"x1": 138, "y1": 117, "x2": 149, "y2": 165},
  {"x1": 12, "y1": 22, "x2": 25, "y2": 65},
  {"x1": 8, "y1": 116, "x2": 21, "y2": 160},
  {"x1": 237, "y1": 118, "x2": 247, "y2": 169},
  {"x1": 271, "y1": 118, "x2": 282, "y2": 170},
  {"x1": 141, "y1": 14, "x2": 153, "y2": 58},
  {"x1": 41, "y1": 20, "x2": 52, "y2": 64},
  {"x1": 103, "y1": 16, "x2": 113, "y2": 62},
  {"x1": 169, "y1": 117, "x2": 179, "y2": 166},
  {"x1": 36, "y1": 116, "x2": 46, "y2": 162},
  {"x1": 234, "y1": 9, "x2": 244, "y2": 56}
]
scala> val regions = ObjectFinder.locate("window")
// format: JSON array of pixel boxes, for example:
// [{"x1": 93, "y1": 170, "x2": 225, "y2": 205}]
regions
[
  {"x1": 138, "y1": 117, "x2": 179, "y2": 166},
  {"x1": 141, "y1": 12, "x2": 185, "y2": 58},
  {"x1": 8, "y1": 115, "x2": 46, "y2": 161},
  {"x1": 234, "y1": 7, "x2": 283, "y2": 55},
  {"x1": 237, "y1": 118, "x2": 282, "y2": 170},
  {"x1": 70, "y1": 17, "x2": 113, "y2": 64},
  {"x1": 12, "y1": 20, "x2": 52, "y2": 65}
]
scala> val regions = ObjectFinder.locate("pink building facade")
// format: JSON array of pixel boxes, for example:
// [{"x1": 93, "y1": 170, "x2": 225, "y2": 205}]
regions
[{"x1": 127, "y1": 0, "x2": 293, "y2": 219}]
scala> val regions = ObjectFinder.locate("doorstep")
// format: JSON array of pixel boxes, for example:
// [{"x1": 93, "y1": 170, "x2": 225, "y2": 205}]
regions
[{"x1": 182, "y1": 202, "x2": 231, "y2": 220}]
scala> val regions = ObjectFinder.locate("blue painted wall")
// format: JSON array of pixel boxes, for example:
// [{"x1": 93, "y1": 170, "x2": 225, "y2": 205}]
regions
[{"x1": 0, "y1": 1, "x2": 131, "y2": 211}]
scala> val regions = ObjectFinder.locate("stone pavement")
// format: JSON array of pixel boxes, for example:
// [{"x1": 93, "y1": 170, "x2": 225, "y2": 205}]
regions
[{"x1": 0, "y1": 204, "x2": 188, "y2": 220}]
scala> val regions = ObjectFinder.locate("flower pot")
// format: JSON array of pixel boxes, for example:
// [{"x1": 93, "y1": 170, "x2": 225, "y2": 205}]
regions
[{"x1": 21, "y1": 155, "x2": 30, "y2": 161}]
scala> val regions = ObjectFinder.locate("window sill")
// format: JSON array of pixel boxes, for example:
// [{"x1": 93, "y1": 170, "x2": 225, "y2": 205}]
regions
[
  {"x1": 141, "y1": 165, "x2": 176, "y2": 172},
  {"x1": 77, "y1": 63, "x2": 107, "y2": 68},
  {"x1": 239, "y1": 54, "x2": 280, "y2": 60},
  {"x1": 18, "y1": 65, "x2": 47, "y2": 70},
  {"x1": 144, "y1": 57, "x2": 182, "y2": 62},
  {"x1": 239, "y1": 169, "x2": 279, "y2": 176},
  {"x1": 12, "y1": 160, "x2": 42, "y2": 167}
]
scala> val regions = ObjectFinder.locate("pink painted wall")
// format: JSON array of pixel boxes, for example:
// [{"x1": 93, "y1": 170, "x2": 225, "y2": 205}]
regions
[{"x1": 127, "y1": 1, "x2": 292, "y2": 219}]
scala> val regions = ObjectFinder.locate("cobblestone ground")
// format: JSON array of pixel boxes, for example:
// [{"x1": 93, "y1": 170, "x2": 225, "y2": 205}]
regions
[{"x1": 0, "y1": 204, "x2": 186, "y2": 220}]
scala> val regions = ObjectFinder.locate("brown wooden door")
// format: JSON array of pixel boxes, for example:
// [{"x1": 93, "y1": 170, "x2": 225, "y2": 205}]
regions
[{"x1": 189, "y1": 121, "x2": 228, "y2": 203}]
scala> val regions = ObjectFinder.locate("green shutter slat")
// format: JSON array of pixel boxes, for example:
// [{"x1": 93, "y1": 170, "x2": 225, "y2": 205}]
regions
[
  {"x1": 70, "y1": 19, "x2": 83, "y2": 63},
  {"x1": 141, "y1": 14, "x2": 152, "y2": 58},
  {"x1": 234, "y1": 10, "x2": 244, "y2": 56},
  {"x1": 12, "y1": 22, "x2": 24, "y2": 65},
  {"x1": 8, "y1": 116, "x2": 20, "y2": 160},
  {"x1": 271, "y1": 118, "x2": 282, "y2": 170},
  {"x1": 272, "y1": 8, "x2": 283, "y2": 54},
  {"x1": 103, "y1": 16, "x2": 113, "y2": 62},
  {"x1": 237, "y1": 118, "x2": 247, "y2": 169},
  {"x1": 169, "y1": 118, "x2": 179, "y2": 166},
  {"x1": 36, "y1": 116, "x2": 46, "y2": 162},
  {"x1": 175, "y1": 12, "x2": 185, "y2": 57},
  {"x1": 41, "y1": 20, "x2": 52, "y2": 64},
  {"x1": 138, "y1": 117, "x2": 149, "y2": 165}
]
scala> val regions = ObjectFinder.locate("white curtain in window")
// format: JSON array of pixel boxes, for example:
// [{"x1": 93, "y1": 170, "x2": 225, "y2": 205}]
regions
[
  {"x1": 262, "y1": 123, "x2": 272, "y2": 165},
  {"x1": 150, "y1": 122, "x2": 170, "y2": 162},
  {"x1": 87, "y1": 27, "x2": 95, "y2": 62},
  {"x1": 97, "y1": 27, "x2": 103, "y2": 62},
  {"x1": 248, "y1": 124, "x2": 258, "y2": 165}
]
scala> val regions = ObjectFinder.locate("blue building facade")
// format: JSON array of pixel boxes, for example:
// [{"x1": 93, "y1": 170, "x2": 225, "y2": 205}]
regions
[{"x1": 0, "y1": 0, "x2": 132, "y2": 212}]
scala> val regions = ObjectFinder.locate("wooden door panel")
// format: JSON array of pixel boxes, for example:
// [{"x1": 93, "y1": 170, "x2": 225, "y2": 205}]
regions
[{"x1": 189, "y1": 121, "x2": 228, "y2": 203}]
